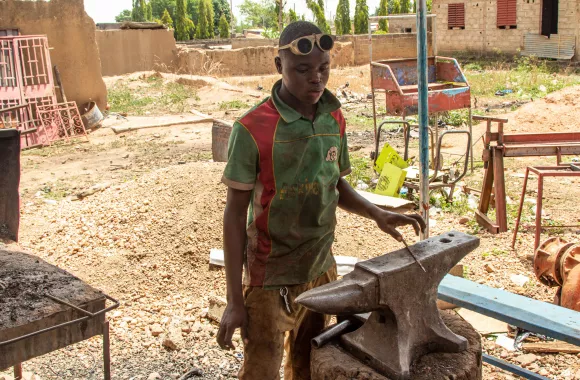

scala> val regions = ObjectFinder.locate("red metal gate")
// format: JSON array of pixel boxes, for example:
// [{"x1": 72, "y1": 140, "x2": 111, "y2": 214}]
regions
[{"x1": 0, "y1": 35, "x2": 63, "y2": 149}]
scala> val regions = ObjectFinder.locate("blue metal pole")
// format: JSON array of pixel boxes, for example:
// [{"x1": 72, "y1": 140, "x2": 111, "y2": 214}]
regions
[{"x1": 417, "y1": 0, "x2": 430, "y2": 239}]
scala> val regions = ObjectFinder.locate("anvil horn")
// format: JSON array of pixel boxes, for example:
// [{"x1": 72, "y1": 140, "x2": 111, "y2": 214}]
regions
[{"x1": 295, "y1": 270, "x2": 378, "y2": 315}]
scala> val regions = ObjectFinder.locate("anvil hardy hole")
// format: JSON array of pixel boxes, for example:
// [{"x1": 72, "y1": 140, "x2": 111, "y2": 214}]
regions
[
  {"x1": 448, "y1": 233, "x2": 455, "y2": 237},
  {"x1": 440, "y1": 238, "x2": 452, "y2": 243}
]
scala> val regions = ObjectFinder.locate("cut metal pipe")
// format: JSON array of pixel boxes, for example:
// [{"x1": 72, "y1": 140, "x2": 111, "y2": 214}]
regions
[{"x1": 312, "y1": 319, "x2": 353, "y2": 348}]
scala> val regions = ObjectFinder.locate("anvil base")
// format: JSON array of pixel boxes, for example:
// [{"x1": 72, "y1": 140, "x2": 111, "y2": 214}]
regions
[{"x1": 311, "y1": 311, "x2": 482, "y2": 380}]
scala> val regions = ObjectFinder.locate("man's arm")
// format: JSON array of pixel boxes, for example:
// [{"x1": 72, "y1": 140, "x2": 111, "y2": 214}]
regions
[
  {"x1": 336, "y1": 177, "x2": 426, "y2": 240},
  {"x1": 216, "y1": 187, "x2": 252, "y2": 350}
]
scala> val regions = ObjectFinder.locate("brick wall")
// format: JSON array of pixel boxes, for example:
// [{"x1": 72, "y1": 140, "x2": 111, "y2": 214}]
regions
[
  {"x1": 338, "y1": 33, "x2": 434, "y2": 65},
  {"x1": 433, "y1": 0, "x2": 578, "y2": 60}
]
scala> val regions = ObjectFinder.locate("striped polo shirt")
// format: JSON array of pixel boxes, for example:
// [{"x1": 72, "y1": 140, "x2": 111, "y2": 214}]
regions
[{"x1": 222, "y1": 80, "x2": 351, "y2": 287}]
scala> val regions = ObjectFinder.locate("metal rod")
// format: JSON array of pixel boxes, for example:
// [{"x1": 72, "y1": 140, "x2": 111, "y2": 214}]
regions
[
  {"x1": 369, "y1": 14, "x2": 436, "y2": 20},
  {"x1": 402, "y1": 238, "x2": 426, "y2": 272},
  {"x1": 45, "y1": 293, "x2": 96, "y2": 317},
  {"x1": 482, "y1": 354, "x2": 550, "y2": 380},
  {"x1": 14, "y1": 363, "x2": 23, "y2": 380},
  {"x1": 535, "y1": 174, "x2": 544, "y2": 251},
  {"x1": 0, "y1": 294, "x2": 119, "y2": 347},
  {"x1": 512, "y1": 167, "x2": 529, "y2": 248},
  {"x1": 469, "y1": 107, "x2": 474, "y2": 172},
  {"x1": 312, "y1": 319, "x2": 353, "y2": 348},
  {"x1": 417, "y1": 0, "x2": 430, "y2": 239},
  {"x1": 103, "y1": 320, "x2": 111, "y2": 380}
]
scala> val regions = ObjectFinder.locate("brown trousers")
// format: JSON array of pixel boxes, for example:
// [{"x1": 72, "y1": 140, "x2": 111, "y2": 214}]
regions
[{"x1": 238, "y1": 265, "x2": 338, "y2": 380}]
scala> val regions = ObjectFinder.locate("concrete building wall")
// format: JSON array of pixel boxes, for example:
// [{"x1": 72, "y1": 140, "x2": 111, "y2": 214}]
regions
[
  {"x1": 0, "y1": 0, "x2": 107, "y2": 111},
  {"x1": 433, "y1": 0, "x2": 579, "y2": 60},
  {"x1": 96, "y1": 29, "x2": 177, "y2": 76}
]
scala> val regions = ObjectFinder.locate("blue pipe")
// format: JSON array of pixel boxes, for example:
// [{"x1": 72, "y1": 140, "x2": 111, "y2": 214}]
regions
[{"x1": 416, "y1": 0, "x2": 430, "y2": 239}]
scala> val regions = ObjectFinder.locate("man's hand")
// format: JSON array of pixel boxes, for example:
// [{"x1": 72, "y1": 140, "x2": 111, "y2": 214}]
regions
[
  {"x1": 216, "y1": 301, "x2": 249, "y2": 350},
  {"x1": 373, "y1": 210, "x2": 426, "y2": 241}
]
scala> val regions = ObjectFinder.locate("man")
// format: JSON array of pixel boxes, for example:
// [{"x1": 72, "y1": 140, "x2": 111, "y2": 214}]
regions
[{"x1": 217, "y1": 21, "x2": 426, "y2": 380}]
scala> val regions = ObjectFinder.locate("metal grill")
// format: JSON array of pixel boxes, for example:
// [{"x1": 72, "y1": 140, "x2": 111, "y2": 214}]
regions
[
  {"x1": 38, "y1": 101, "x2": 88, "y2": 143},
  {"x1": 0, "y1": 35, "x2": 57, "y2": 149}
]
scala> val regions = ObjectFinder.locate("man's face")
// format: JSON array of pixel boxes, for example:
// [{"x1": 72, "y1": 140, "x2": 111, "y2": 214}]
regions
[{"x1": 276, "y1": 47, "x2": 331, "y2": 105}]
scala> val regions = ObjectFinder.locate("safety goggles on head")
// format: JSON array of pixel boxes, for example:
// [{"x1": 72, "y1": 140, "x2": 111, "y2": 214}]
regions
[{"x1": 278, "y1": 34, "x2": 334, "y2": 55}]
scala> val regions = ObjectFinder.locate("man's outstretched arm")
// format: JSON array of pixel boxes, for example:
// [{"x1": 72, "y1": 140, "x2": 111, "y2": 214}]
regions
[
  {"x1": 216, "y1": 187, "x2": 252, "y2": 350},
  {"x1": 336, "y1": 177, "x2": 426, "y2": 240}
]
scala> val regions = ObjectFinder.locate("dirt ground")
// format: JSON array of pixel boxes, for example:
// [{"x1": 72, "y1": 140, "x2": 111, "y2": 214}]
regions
[{"x1": 1, "y1": 68, "x2": 580, "y2": 380}]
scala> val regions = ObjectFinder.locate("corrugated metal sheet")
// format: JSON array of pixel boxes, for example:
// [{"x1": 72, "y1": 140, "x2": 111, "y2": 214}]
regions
[
  {"x1": 448, "y1": 3, "x2": 465, "y2": 29},
  {"x1": 522, "y1": 34, "x2": 576, "y2": 60},
  {"x1": 497, "y1": 0, "x2": 517, "y2": 27}
]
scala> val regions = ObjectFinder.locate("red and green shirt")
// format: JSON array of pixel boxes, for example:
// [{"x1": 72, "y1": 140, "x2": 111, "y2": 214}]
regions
[{"x1": 222, "y1": 80, "x2": 351, "y2": 287}]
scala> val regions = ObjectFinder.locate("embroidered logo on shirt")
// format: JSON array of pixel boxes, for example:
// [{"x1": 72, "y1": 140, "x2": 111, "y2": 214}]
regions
[{"x1": 326, "y1": 146, "x2": 338, "y2": 162}]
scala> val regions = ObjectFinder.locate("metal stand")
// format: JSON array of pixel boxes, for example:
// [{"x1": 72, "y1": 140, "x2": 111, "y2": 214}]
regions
[{"x1": 512, "y1": 165, "x2": 580, "y2": 250}]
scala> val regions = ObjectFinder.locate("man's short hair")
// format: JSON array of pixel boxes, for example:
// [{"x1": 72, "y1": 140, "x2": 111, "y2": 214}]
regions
[{"x1": 279, "y1": 21, "x2": 323, "y2": 46}]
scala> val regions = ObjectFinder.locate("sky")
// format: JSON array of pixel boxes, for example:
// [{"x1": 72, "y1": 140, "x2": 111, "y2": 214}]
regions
[{"x1": 83, "y1": 0, "x2": 383, "y2": 24}]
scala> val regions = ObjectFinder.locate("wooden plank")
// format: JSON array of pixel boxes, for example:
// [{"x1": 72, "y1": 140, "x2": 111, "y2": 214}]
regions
[
  {"x1": 503, "y1": 132, "x2": 580, "y2": 144},
  {"x1": 522, "y1": 341, "x2": 580, "y2": 354},
  {"x1": 438, "y1": 275, "x2": 580, "y2": 346}
]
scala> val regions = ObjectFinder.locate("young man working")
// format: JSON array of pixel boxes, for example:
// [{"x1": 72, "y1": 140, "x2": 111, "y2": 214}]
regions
[{"x1": 217, "y1": 21, "x2": 426, "y2": 380}]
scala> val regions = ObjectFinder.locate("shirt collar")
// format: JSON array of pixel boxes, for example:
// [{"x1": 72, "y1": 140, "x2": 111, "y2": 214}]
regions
[{"x1": 271, "y1": 79, "x2": 341, "y2": 123}]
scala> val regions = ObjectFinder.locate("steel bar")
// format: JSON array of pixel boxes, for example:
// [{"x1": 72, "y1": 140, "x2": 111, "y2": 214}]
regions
[
  {"x1": 103, "y1": 320, "x2": 111, "y2": 380},
  {"x1": 0, "y1": 294, "x2": 119, "y2": 347},
  {"x1": 45, "y1": 293, "x2": 97, "y2": 317},
  {"x1": 312, "y1": 319, "x2": 353, "y2": 348},
  {"x1": 416, "y1": 0, "x2": 430, "y2": 239},
  {"x1": 512, "y1": 167, "x2": 530, "y2": 248},
  {"x1": 482, "y1": 354, "x2": 549, "y2": 380},
  {"x1": 402, "y1": 238, "x2": 426, "y2": 272},
  {"x1": 14, "y1": 363, "x2": 22, "y2": 380},
  {"x1": 469, "y1": 107, "x2": 473, "y2": 172},
  {"x1": 369, "y1": 14, "x2": 436, "y2": 20},
  {"x1": 438, "y1": 275, "x2": 580, "y2": 346}
]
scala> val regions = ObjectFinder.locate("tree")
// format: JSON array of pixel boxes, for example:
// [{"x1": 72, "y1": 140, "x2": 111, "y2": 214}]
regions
[
  {"x1": 306, "y1": 0, "x2": 330, "y2": 33},
  {"x1": 378, "y1": 0, "x2": 388, "y2": 32},
  {"x1": 213, "y1": 0, "x2": 232, "y2": 35},
  {"x1": 400, "y1": 0, "x2": 411, "y2": 13},
  {"x1": 132, "y1": 0, "x2": 146, "y2": 21},
  {"x1": 196, "y1": 0, "x2": 215, "y2": 39},
  {"x1": 151, "y1": 0, "x2": 177, "y2": 20},
  {"x1": 335, "y1": 0, "x2": 351, "y2": 35},
  {"x1": 413, "y1": 0, "x2": 416, "y2": 12},
  {"x1": 146, "y1": 1, "x2": 154, "y2": 20},
  {"x1": 175, "y1": 0, "x2": 194, "y2": 40},
  {"x1": 239, "y1": 0, "x2": 277, "y2": 29},
  {"x1": 354, "y1": 0, "x2": 368, "y2": 34},
  {"x1": 391, "y1": 0, "x2": 401, "y2": 13},
  {"x1": 288, "y1": 8, "x2": 298, "y2": 22},
  {"x1": 219, "y1": 14, "x2": 230, "y2": 37},
  {"x1": 161, "y1": 8, "x2": 174, "y2": 26},
  {"x1": 115, "y1": 9, "x2": 132, "y2": 22}
]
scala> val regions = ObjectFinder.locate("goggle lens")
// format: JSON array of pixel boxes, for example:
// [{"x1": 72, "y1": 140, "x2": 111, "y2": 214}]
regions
[
  {"x1": 297, "y1": 38, "x2": 314, "y2": 54},
  {"x1": 319, "y1": 35, "x2": 334, "y2": 51}
]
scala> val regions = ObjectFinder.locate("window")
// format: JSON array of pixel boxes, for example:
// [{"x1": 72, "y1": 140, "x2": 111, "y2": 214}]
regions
[
  {"x1": 497, "y1": 0, "x2": 517, "y2": 28},
  {"x1": 448, "y1": 3, "x2": 465, "y2": 29}
]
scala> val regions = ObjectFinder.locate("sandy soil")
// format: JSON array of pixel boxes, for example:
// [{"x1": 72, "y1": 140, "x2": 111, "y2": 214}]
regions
[{"x1": 1, "y1": 72, "x2": 580, "y2": 380}]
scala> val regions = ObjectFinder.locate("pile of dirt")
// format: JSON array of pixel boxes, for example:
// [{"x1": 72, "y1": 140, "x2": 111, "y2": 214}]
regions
[{"x1": 509, "y1": 85, "x2": 580, "y2": 133}]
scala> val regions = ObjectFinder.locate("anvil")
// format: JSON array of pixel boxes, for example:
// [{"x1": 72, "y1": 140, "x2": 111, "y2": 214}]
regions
[{"x1": 296, "y1": 231, "x2": 480, "y2": 380}]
